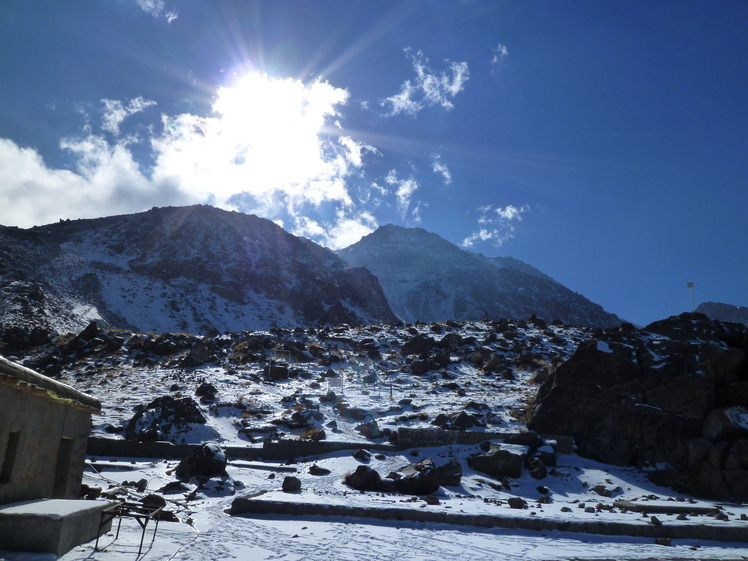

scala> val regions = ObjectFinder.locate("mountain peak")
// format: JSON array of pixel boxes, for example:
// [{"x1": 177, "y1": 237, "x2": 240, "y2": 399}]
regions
[{"x1": 338, "y1": 224, "x2": 620, "y2": 327}]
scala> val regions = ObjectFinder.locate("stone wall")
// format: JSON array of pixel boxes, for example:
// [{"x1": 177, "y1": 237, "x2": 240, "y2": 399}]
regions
[{"x1": 0, "y1": 386, "x2": 92, "y2": 503}]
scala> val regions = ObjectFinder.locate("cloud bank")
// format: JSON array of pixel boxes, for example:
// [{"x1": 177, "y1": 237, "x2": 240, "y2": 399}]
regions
[{"x1": 0, "y1": 72, "x2": 429, "y2": 249}]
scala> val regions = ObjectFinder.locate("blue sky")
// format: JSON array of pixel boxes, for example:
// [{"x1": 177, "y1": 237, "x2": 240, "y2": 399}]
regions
[{"x1": 0, "y1": 0, "x2": 746, "y2": 326}]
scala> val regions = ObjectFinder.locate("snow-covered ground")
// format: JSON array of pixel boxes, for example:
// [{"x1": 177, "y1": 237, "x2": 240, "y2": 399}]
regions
[
  {"x1": 4, "y1": 450, "x2": 748, "y2": 561},
  {"x1": 3, "y1": 320, "x2": 748, "y2": 560}
]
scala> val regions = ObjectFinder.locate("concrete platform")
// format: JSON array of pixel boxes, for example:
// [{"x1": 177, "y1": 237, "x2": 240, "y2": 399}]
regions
[{"x1": 0, "y1": 499, "x2": 113, "y2": 557}]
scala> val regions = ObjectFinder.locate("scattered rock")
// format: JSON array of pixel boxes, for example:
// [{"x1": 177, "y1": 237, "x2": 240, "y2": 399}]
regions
[
  {"x1": 507, "y1": 497, "x2": 527, "y2": 509},
  {"x1": 353, "y1": 449, "x2": 372, "y2": 462},
  {"x1": 282, "y1": 476, "x2": 301, "y2": 493}
]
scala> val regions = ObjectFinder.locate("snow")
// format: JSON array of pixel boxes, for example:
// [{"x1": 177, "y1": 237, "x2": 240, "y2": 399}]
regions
[
  {"x1": 4, "y1": 451, "x2": 747, "y2": 561},
  {"x1": 595, "y1": 340, "x2": 612, "y2": 353},
  {"x1": 4, "y1": 320, "x2": 748, "y2": 560}
]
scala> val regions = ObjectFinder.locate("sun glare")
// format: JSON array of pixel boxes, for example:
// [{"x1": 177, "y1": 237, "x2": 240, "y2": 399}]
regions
[
  {"x1": 211, "y1": 72, "x2": 348, "y2": 189},
  {"x1": 151, "y1": 71, "x2": 353, "y2": 216}
]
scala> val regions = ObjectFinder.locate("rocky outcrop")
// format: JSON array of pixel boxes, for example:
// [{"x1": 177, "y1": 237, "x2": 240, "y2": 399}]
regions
[
  {"x1": 529, "y1": 313, "x2": 748, "y2": 499},
  {"x1": 126, "y1": 395, "x2": 219, "y2": 444},
  {"x1": 696, "y1": 301, "x2": 748, "y2": 327}
]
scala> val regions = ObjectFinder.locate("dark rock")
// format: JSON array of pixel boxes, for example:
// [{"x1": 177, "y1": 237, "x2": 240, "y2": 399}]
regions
[
  {"x1": 141, "y1": 494, "x2": 166, "y2": 509},
  {"x1": 504, "y1": 432, "x2": 545, "y2": 453},
  {"x1": 715, "y1": 382, "x2": 748, "y2": 407},
  {"x1": 438, "y1": 333, "x2": 464, "y2": 349},
  {"x1": 423, "y1": 494, "x2": 440, "y2": 505},
  {"x1": 394, "y1": 458, "x2": 440, "y2": 496},
  {"x1": 507, "y1": 497, "x2": 527, "y2": 509},
  {"x1": 345, "y1": 465, "x2": 382, "y2": 491},
  {"x1": 528, "y1": 319, "x2": 734, "y2": 466},
  {"x1": 434, "y1": 459, "x2": 462, "y2": 486},
  {"x1": 175, "y1": 443, "x2": 227, "y2": 481},
  {"x1": 282, "y1": 476, "x2": 302, "y2": 493},
  {"x1": 309, "y1": 464, "x2": 331, "y2": 476},
  {"x1": 195, "y1": 381, "x2": 218, "y2": 399},
  {"x1": 703, "y1": 406, "x2": 748, "y2": 442},
  {"x1": 289, "y1": 408, "x2": 324, "y2": 429},
  {"x1": 353, "y1": 449, "x2": 372, "y2": 462},
  {"x1": 126, "y1": 396, "x2": 210, "y2": 443},
  {"x1": 467, "y1": 443, "x2": 527, "y2": 479},
  {"x1": 436, "y1": 411, "x2": 484, "y2": 431},
  {"x1": 725, "y1": 439, "x2": 748, "y2": 470},
  {"x1": 356, "y1": 420, "x2": 384, "y2": 439},
  {"x1": 528, "y1": 457, "x2": 547, "y2": 479},
  {"x1": 687, "y1": 438, "x2": 713, "y2": 467},
  {"x1": 264, "y1": 363, "x2": 290, "y2": 381},
  {"x1": 401, "y1": 334, "x2": 436, "y2": 356}
]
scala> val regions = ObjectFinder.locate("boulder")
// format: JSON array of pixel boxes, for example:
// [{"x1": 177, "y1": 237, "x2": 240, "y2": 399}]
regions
[
  {"x1": 282, "y1": 476, "x2": 301, "y2": 493},
  {"x1": 434, "y1": 459, "x2": 462, "y2": 487},
  {"x1": 401, "y1": 334, "x2": 436, "y2": 356},
  {"x1": 175, "y1": 443, "x2": 227, "y2": 481},
  {"x1": 528, "y1": 457, "x2": 547, "y2": 479},
  {"x1": 467, "y1": 443, "x2": 527, "y2": 479},
  {"x1": 394, "y1": 458, "x2": 441, "y2": 496},
  {"x1": 345, "y1": 465, "x2": 382, "y2": 491}
]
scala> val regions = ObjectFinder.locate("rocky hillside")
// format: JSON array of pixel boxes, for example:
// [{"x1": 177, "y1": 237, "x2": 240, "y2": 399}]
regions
[
  {"x1": 530, "y1": 312, "x2": 748, "y2": 500},
  {"x1": 337, "y1": 224, "x2": 621, "y2": 328},
  {"x1": 0, "y1": 205, "x2": 398, "y2": 335},
  {"x1": 697, "y1": 302, "x2": 748, "y2": 326}
]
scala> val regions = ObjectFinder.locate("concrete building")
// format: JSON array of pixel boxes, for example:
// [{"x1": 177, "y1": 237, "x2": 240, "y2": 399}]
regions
[{"x1": 0, "y1": 355, "x2": 112, "y2": 556}]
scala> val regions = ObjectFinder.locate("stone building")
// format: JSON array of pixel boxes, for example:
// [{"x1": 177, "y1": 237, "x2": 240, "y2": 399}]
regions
[{"x1": 0, "y1": 355, "x2": 111, "y2": 555}]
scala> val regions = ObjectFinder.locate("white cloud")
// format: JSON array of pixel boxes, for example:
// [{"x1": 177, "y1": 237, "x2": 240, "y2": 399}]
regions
[
  {"x1": 293, "y1": 209, "x2": 378, "y2": 250},
  {"x1": 491, "y1": 43, "x2": 509, "y2": 72},
  {"x1": 385, "y1": 169, "x2": 420, "y2": 220},
  {"x1": 135, "y1": 0, "x2": 164, "y2": 17},
  {"x1": 431, "y1": 153, "x2": 452, "y2": 184},
  {"x1": 461, "y1": 204, "x2": 529, "y2": 248},
  {"x1": 134, "y1": 0, "x2": 178, "y2": 22},
  {"x1": 101, "y1": 97, "x2": 156, "y2": 135},
  {"x1": 383, "y1": 49, "x2": 469, "y2": 116},
  {"x1": 0, "y1": 73, "x2": 406, "y2": 250}
]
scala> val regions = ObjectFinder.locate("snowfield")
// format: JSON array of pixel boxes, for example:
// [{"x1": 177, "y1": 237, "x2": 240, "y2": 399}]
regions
[{"x1": 2, "y1": 319, "x2": 748, "y2": 560}]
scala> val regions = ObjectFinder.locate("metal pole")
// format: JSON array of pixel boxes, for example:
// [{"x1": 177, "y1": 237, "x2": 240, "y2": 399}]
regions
[{"x1": 687, "y1": 282, "x2": 695, "y2": 311}]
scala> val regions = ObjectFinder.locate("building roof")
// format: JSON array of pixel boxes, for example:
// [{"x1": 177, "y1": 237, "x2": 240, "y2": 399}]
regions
[{"x1": 0, "y1": 355, "x2": 101, "y2": 414}]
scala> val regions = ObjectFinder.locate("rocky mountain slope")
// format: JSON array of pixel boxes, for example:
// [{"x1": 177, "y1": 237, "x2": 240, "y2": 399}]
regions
[
  {"x1": 697, "y1": 302, "x2": 748, "y2": 326},
  {"x1": 337, "y1": 224, "x2": 621, "y2": 327},
  {"x1": 0, "y1": 205, "x2": 397, "y2": 335}
]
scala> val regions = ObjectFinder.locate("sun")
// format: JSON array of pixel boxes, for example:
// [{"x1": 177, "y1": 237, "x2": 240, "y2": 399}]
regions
[{"x1": 210, "y1": 72, "x2": 349, "y2": 191}]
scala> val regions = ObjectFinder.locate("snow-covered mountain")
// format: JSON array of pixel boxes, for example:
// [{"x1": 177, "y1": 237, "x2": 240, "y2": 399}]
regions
[
  {"x1": 0, "y1": 205, "x2": 397, "y2": 335},
  {"x1": 337, "y1": 224, "x2": 621, "y2": 327},
  {"x1": 696, "y1": 301, "x2": 748, "y2": 326}
]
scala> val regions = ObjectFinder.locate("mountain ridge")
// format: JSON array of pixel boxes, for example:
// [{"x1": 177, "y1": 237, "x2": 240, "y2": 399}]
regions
[
  {"x1": 0, "y1": 205, "x2": 398, "y2": 334},
  {"x1": 1, "y1": 207, "x2": 621, "y2": 336}
]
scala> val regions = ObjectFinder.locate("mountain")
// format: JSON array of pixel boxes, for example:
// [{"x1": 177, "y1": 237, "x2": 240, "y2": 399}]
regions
[
  {"x1": 337, "y1": 224, "x2": 621, "y2": 327},
  {"x1": 696, "y1": 301, "x2": 748, "y2": 326},
  {"x1": 0, "y1": 205, "x2": 398, "y2": 335}
]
